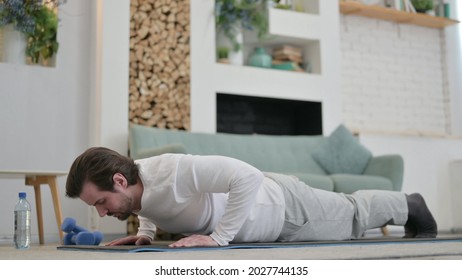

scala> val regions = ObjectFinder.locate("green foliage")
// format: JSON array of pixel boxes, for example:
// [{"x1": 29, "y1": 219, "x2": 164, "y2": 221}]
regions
[
  {"x1": 217, "y1": 46, "x2": 230, "y2": 59},
  {"x1": 0, "y1": 0, "x2": 41, "y2": 34},
  {"x1": 272, "y1": 0, "x2": 290, "y2": 10},
  {"x1": 215, "y1": 0, "x2": 268, "y2": 52},
  {"x1": 411, "y1": 0, "x2": 434, "y2": 12},
  {"x1": 272, "y1": 0, "x2": 290, "y2": 9},
  {"x1": 274, "y1": 4, "x2": 291, "y2": 10},
  {"x1": 26, "y1": 5, "x2": 58, "y2": 63},
  {"x1": 0, "y1": 0, "x2": 64, "y2": 64}
]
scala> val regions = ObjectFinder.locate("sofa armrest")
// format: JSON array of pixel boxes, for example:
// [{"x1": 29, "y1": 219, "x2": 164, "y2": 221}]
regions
[{"x1": 362, "y1": 155, "x2": 404, "y2": 191}]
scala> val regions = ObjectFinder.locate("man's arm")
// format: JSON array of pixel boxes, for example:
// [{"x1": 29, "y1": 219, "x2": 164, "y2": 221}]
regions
[
  {"x1": 168, "y1": 234, "x2": 218, "y2": 247},
  {"x1": 175, "y1": 155, "x2": 265, "y2": 246}
]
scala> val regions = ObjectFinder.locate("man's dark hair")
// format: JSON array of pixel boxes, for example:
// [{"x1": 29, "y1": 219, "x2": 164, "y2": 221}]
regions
[{"x1": 65, "y1": 147, "x2": 139, "y2": 198}]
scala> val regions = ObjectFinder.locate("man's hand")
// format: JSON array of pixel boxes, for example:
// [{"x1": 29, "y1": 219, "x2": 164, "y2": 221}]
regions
[
  {"x1": 168, "y1": 235, "x2": 219, "y2": 248},
  {"x1": 105, "y1": 235, "x2": 152, "y2": 246}
]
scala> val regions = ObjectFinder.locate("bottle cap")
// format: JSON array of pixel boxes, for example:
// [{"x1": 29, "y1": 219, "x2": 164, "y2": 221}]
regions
[{"x1": 19, "y1": 192, "x2": 26, "y2": 199}]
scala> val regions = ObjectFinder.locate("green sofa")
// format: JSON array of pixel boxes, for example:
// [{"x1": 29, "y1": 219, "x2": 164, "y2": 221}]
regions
[{"x1": 129, "y1": 124, "x2": 404, "y2": 193}]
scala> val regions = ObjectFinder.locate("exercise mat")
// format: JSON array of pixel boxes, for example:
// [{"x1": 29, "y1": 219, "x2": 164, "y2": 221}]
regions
[{"x1": 57, "y1": 236, "x2": 462, "y2": 253}]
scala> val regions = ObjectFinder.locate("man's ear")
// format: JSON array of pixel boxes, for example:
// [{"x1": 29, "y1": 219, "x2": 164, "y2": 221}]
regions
[{"x1": 113, "y1": 173, "x2": 128, "y2": 190}]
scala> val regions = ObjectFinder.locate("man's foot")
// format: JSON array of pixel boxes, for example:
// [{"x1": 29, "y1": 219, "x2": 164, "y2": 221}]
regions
[
  {"x1": 404, "y1": 193, "x2": 438, "y2": 238},
  {"x1": 403, "y1": 223, "x2": 417, "y2": 238}
]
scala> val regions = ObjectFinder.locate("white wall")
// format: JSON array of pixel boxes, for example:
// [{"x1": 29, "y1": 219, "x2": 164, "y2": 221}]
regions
[{"x1": 0, "y1": 0, "x2": 130, "y2": 242}]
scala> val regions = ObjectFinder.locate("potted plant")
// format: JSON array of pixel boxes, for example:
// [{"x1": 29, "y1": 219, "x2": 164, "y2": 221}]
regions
[
  {"x1": 410, "y1": 0, "x2": 434, "y2": 13},
  {"x1": 216, "y1": 46, "x2": 230, "y2": 63},
  {"x1": 0, "y1": 0, "x2": 64, "y2": 65},
  {"x1": 273, "y1": 0, "x2": 291, "y2": 10},
  {"x1": 215, "y1": 0, "x2": 269, "y2": 53}
]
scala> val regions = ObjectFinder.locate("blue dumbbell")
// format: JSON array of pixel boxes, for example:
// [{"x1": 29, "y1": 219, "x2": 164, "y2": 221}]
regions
[
  {"x1": 61, "y1": 217, "x2": 103, "y2": 245},
  {"x1": 64, "y1": 232, "x2": 95, "y2": 245},
  {"x1": 62, "y1": 217, "x2": 87, "y2": 234},
  {"x1": 92, "y1": 231, "x2": 104, "y2": 245}
]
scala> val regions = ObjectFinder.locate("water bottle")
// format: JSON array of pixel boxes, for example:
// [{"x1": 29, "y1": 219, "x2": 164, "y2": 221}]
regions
[{"x1": 14, "y1": 192, "x2": 31, "y2": 249}]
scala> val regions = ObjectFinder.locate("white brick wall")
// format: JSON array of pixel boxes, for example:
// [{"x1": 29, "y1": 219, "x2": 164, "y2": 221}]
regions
[{"x1": 340, "y1": 15, "x2": 450, "y2": 136}]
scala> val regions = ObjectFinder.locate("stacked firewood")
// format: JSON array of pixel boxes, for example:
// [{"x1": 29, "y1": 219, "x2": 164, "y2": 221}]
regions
[{"x1": 129, "y1": 0, "x2": 191, "y2": 130}]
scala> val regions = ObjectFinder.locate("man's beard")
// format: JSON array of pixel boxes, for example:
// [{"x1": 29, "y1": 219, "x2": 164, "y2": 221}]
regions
[
  {"x1": 108, "y1": 194, "x2": 133, "y2": 221},
  {"x1": 109, "y1": 212, "x2": 132, "y2": 221},
  {"x1": 117, "y1": 213, "x2": 131, "y2": 221}
]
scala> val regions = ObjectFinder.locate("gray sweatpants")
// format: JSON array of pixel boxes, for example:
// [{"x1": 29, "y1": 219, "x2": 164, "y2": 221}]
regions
[{"x1": 264, "y1": 172, "x2": 408, "y2": 241}]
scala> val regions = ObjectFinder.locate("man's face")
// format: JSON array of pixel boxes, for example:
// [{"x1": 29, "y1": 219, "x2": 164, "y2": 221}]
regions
[{"x1": 80, "y1": 180, "x2": 133, "y2": 221}]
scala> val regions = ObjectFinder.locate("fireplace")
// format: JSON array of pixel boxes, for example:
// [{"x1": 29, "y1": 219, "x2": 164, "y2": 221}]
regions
[{"x1": 217, "y1": 93, "x2": 322, "y2": 136}]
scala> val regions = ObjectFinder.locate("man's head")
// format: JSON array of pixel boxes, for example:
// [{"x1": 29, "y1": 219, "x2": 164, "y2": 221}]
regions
[
  {"x1": 66, "y1": 147, "x2": 139, "y2": 198},
  {"x1": 66, "y1": 147, "x2": 141, "y2": 220}
]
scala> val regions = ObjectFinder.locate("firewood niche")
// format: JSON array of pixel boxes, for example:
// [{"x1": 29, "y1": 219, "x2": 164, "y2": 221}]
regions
[{"x1": 129, "y1": 0, "x2": 191, "y2": 131}]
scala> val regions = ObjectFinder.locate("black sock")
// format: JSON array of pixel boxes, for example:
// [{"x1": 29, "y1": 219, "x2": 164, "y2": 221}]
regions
[{"x1": 404, "y1": 193, "x2": 438, "y2": 238}]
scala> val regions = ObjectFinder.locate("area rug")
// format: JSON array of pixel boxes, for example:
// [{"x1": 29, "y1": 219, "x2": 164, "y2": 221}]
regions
[{"x1": 56, "y1": 236, "x2": 462, "y2": 253}]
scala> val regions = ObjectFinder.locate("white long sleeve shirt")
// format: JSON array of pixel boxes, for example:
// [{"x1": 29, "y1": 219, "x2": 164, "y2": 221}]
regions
[{"x1": 134, "y1": 154, "x2": 285, "y2": 246}]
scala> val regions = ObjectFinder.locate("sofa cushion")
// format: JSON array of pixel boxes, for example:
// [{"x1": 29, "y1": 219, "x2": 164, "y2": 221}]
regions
[
  {"x1": 283, "y1": 172, "x2": 334, "y2": 192},
  {"x1": 311, "y1": 124, "x2": 372, "y2": 175},
  {"x1": 330, "y1": 174, "x2": 393, "y2": 194},
  {"x1": 136, "y1": 144, "x2": 187, "y2": 159}
]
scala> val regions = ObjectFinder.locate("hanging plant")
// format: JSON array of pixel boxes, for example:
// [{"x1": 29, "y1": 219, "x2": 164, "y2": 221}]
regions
[
  {"x1": 26, "y1": 5, "x2": 59, "y2": 64},
  {"x1": 0, "y1": 0, "x2": 66, "y2": 64},
  {"x1": 0, "y1": 0, "x2": 41, "y2": 34}
]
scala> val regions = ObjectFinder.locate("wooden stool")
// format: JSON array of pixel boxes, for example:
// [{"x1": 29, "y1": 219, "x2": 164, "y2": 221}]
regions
[{"x1": 0, "y1": 170, "x2": 67, "y2": 244}]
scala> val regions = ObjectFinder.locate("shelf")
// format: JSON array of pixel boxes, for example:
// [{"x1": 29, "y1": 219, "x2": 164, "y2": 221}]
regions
[
  {"x1": 213, "y1": 62, "x2": 324, "y2": 102},
  {"x1": 339, "y1": 1, "x2": 459, "y2": 29},
  {"x1": 267, "y1": 7, "x2": 322, "y2": 40}
]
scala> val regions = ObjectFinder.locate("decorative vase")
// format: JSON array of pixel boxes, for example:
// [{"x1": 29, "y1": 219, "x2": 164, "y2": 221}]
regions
[
  {"x1": 248, "y1": 47, "x2": 272, "y2": 68},
  {"x1": 216, "y1": 27, "x2": 243, "y2": 66},
  {"x1": 2, "y1": 24, "x2": 27, "y2": 64},
  {"x1": 228, "y1": 31, "x2": 243, "y2": 65}
]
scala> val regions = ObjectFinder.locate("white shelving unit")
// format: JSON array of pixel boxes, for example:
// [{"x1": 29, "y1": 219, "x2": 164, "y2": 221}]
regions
[
  {"x1": 241, "y1": 7, "x2": 322, "y2": 74},
  {"x1": 190, "y1": 0, "x2": 342, "y2": 134}
]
